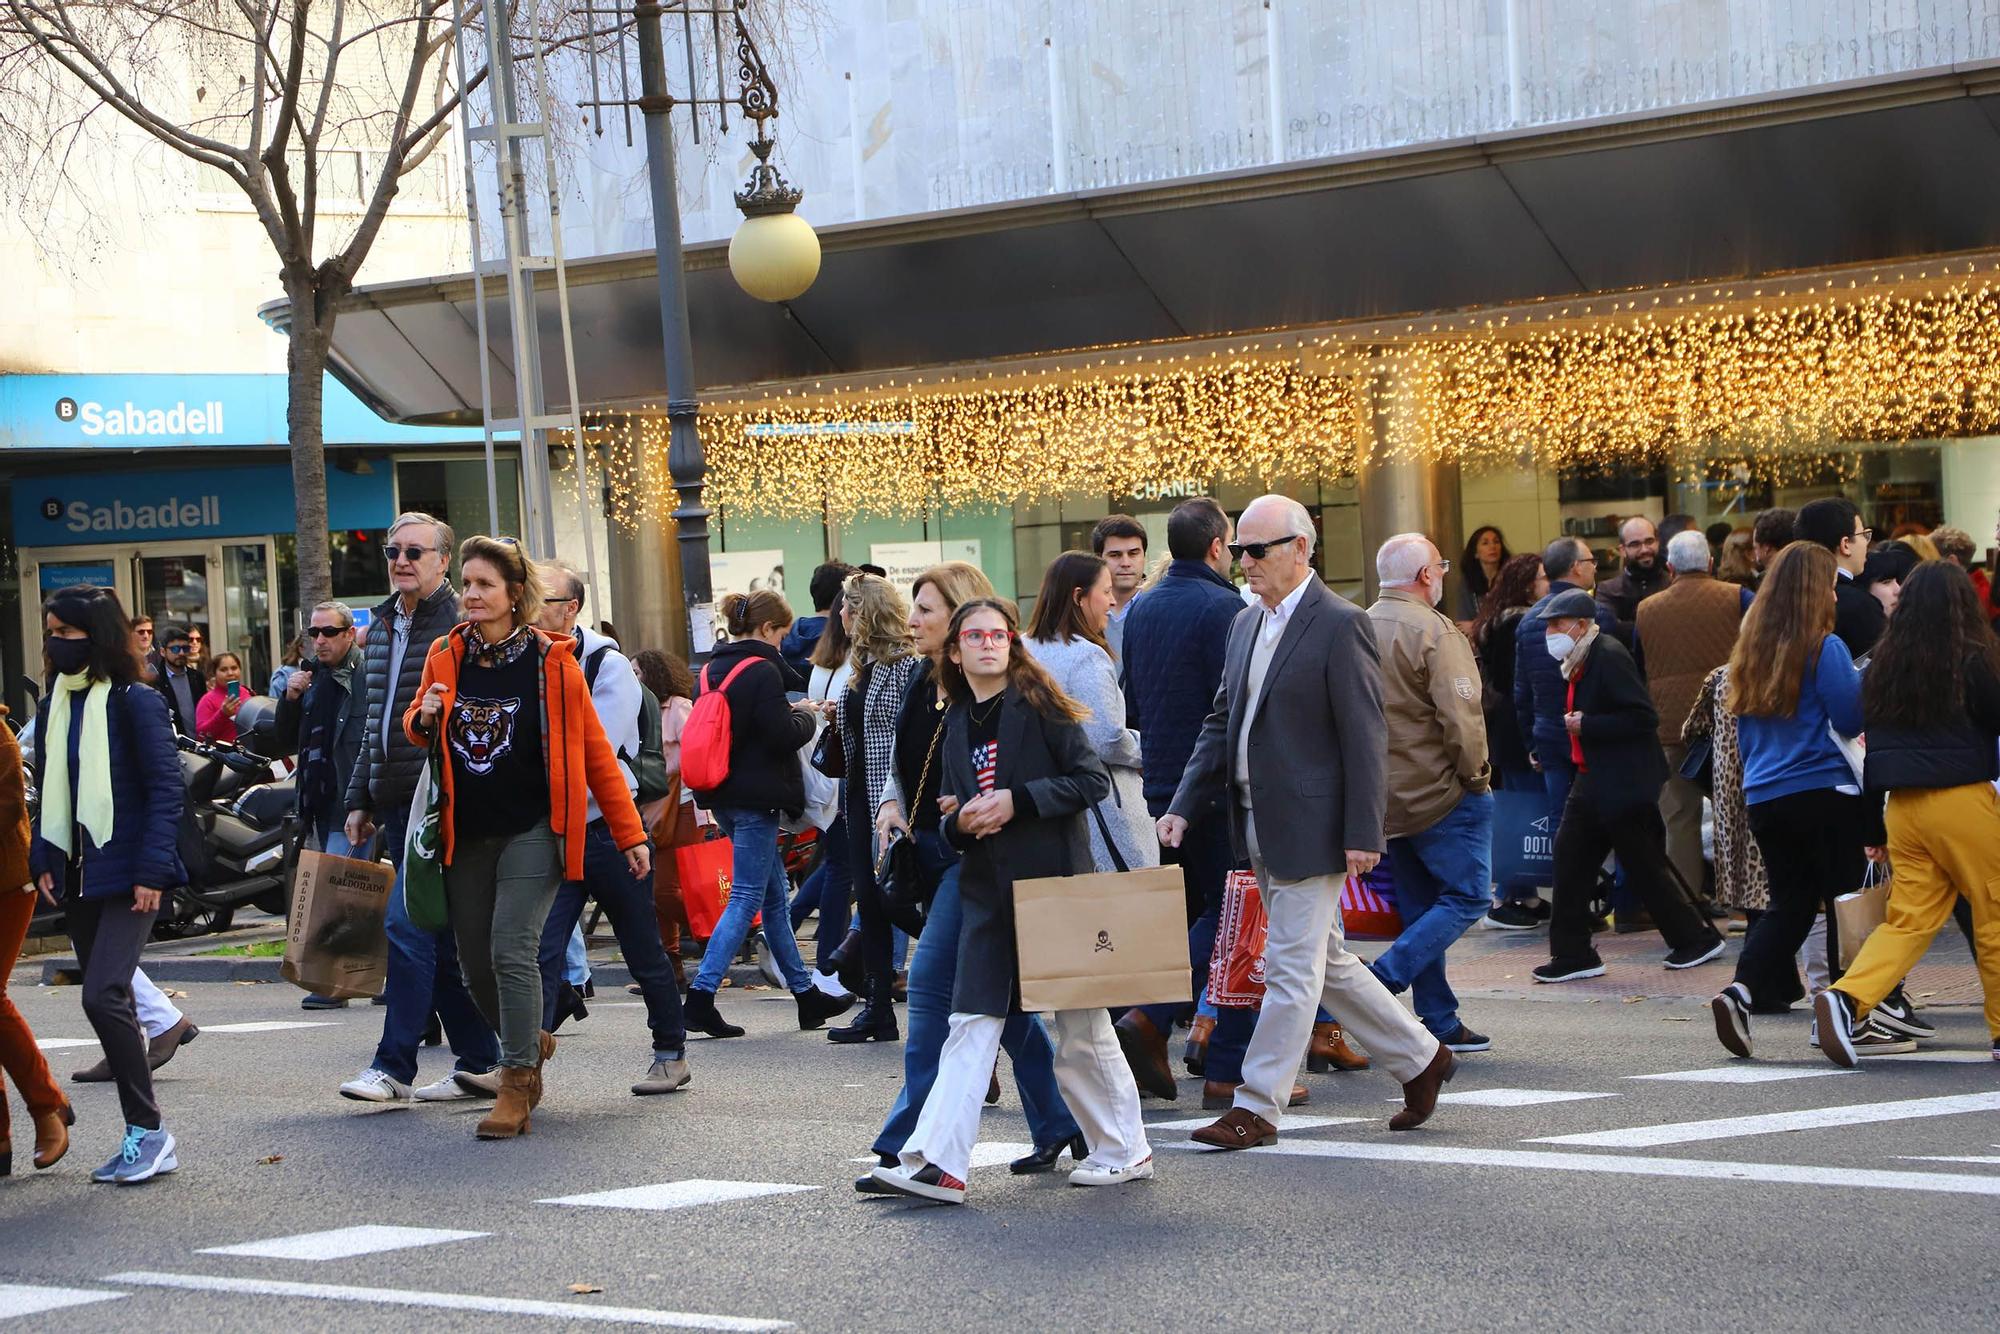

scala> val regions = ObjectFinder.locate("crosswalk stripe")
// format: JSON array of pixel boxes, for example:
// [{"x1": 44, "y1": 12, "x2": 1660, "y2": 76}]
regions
[
  {"x1": 1530, "y1": 1090, "x2": 2000, "y2": 1148},
  {"x1": 1164, "y1": 1139, "x2": 2000, "y2": 1197},
  {"x1": 32, "y1": 1038, "x2": 99, "y2": 1051},
  {"x1": 198, "y1": 1022, "x2": 339, "y2": 1034},
  {"x1": 1894, "y1": 1155, "x2": 2000, "y2": 1166},
  {"x1": 1143, "y1": 1114, "x2": 1370, "y2": 1132},
  {"x1": 966, "y1": 1142, "x2": 1035, "y2": 1169},
  {"x1": 1430, "y1": 1088, "x2": 1616, "y2": 1107},
  {"x1": 199, "y1": 1226, "x2": 489, "y2": 1261},
  {"x1": 101, "y1": 1271, "x2": 789, "y2": 1330},
  {"x1": 539, "y1": 1180, "x2": 818, "y2": 1211},
  {"x1": 1627, "y1": 1066, "x2": 1850, "y2": 1084},
  {"x1": 0, "y1": 1283, "x2": 125, "y2": 1319}
]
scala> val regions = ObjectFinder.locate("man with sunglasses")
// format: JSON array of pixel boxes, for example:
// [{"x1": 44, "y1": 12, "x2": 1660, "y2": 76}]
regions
[
  {"x1": 338, "y1": 513, "x2": 501, "y2": 1104},
  {"x1": 1160, "y1": 495, "x2": 1453, "y2": 1151},
  {"x1": 148, "y1": 624, "x2": 205, "y2": 736}
]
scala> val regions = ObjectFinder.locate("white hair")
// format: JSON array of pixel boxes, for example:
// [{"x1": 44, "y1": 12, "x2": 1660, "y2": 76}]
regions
[
  {"x1": 1666, "y1": 529, "x2": 1712, "y2": 574},
  {"x1": 1376, "y1": 532, "x2": 1435, "y2": 586},
  {"x1": 1240, "y1": 494, "x2": 1317, "y2": 555}
]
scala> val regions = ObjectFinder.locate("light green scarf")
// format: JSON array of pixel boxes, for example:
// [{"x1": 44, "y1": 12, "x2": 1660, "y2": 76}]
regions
[{"x1": 43, "y1": 673, "x2": 115, "y2": 855}]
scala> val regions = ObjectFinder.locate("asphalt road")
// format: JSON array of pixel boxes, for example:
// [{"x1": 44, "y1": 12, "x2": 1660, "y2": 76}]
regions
[{"x1": 2, "y1": 971, "x2": 1995, "y2": 1333}]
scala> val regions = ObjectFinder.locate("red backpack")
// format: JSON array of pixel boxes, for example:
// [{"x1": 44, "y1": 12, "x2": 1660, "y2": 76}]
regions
[{"x1": 681, "y1": 658, "x2": 763, "y2": 792}]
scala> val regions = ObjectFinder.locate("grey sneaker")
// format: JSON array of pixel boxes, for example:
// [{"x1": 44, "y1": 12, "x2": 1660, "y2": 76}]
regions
[
  {"x1": 94, "y1": 1126, "x2": 178, "y2": 1185},
  {"x1": 632, "y1": 1057, "x2": 692, "y2": 1096}
]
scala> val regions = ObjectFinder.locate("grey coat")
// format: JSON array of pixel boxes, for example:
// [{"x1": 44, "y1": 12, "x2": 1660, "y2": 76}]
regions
[
  {"x1": 941, "y1": 687, "x2": 1110, "y2": 1016},
  {"x1": 1167, "y1": 574, "x2": 1388, "y2": 881},
  {"x1": 344, "y1": 582, "x2": 459, "y2": 816}
]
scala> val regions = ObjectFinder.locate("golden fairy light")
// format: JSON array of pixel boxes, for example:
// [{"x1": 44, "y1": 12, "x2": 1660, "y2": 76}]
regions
[{"x1": 581, "y1": 276, "x2": 2000, "y2": 525}]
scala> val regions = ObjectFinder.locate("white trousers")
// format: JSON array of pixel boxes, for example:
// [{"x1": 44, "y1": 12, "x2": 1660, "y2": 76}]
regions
[
  {"x1": 901, "y1": 1008, "x2": 1151, "y2": 1182},
  {"x1": 1237, "y1": 813, "x2": 1439, "y2": 1124},
  {"x1": 131, "y1": 967, "x2": 182, "y2": 1040}
]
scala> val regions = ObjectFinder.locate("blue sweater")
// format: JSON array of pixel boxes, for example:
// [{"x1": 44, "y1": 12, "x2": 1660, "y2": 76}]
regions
[
  {"x1": 1120, "y1": 560, "x2": 1243, "y2": 813},
  {"x1": 1737, "y1": 636, "x2": 1864, "y2": 806}
]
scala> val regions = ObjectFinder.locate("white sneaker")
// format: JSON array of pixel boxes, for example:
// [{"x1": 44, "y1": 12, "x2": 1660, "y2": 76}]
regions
[
  {"x1": 449, "y1": 1067, "x2": 503, "y2": 1098},
  {"x1": 1069, "y1": 1155, "x2": 1155, "y2": 1187},
  {"x1": 811, "y1": 969, "x2": 854, "y2": 1000},
  {"x1": 339, "y1": 1068, "x2": 413, "y2": 1103}
]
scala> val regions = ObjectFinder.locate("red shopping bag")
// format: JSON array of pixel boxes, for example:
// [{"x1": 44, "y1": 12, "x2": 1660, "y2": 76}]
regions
[
  {"x1": 677, "y1": 836, "x2": 750, "y2": 940},
  {"x1": 1206, "y1": 869, "x2": 1268, "y2": 1008},
  {"x1": 1340, "y1": 864, "x2": 1403, "y2": 941}
]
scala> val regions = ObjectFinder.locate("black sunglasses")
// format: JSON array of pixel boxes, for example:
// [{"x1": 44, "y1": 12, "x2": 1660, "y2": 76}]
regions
[
  {"x1": 305, "y1": 626, "x2": 349, "y2": 639},
  {"x1": 383, "y1": 544, "x2": 434, "y2": 562},
  {"x1": 163, "y1": 643, "x2": 191, "y2": 655},
  {"x1": 1227, "y1": 535, "x2": 1303, "y2": 562}
]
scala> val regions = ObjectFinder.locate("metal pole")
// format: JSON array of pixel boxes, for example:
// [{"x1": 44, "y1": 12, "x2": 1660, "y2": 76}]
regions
[{"x1": 634, "y1": 0, "x2": 714, "y2": 658}]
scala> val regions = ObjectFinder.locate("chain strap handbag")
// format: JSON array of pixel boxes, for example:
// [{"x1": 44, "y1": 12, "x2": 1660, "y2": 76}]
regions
[{"x1": 877, "y1": 701, "x2": 947, "y2": 936}]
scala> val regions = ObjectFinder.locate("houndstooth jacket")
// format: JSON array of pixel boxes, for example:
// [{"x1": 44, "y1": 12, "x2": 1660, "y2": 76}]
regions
[{"x1": 840, "y1": 652, "x2": 922, "y2": 819}]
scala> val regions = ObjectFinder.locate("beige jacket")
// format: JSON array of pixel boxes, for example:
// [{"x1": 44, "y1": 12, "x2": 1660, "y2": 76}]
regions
[{"x1": 1367, "y1": 588, "x2": 1491, "y2": 838}]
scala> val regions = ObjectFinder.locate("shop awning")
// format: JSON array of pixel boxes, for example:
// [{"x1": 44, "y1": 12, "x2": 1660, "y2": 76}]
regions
[{"x1": 270, "y1": 65, "x2": 2000, "y2": 426}]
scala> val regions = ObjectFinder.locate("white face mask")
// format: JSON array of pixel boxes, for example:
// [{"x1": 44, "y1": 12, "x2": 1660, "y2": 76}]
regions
[{"x1": 1545, "y1": 631, "x2": 1577, "y2": 661}]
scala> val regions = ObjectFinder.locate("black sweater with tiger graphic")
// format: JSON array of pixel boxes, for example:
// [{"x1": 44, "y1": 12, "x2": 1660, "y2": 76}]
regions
[{"x1": 447, "y1": 647, "x2": 548, "y2": 840}]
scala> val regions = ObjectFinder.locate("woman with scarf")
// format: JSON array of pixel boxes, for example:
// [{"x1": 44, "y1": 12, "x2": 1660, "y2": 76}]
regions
[
  {"x1": 27, "y1": 585, "x2": 184, "y2": 1183},
  {"x1": 868, "y1": 598, "x2": 1150, "y2": 1205},
  {"x1": 1530, "y1": 588, "x2": 1727, "y2": 985},
  {"x1": 407, "y1": 536, "x2": 651, "y2": 1138}
]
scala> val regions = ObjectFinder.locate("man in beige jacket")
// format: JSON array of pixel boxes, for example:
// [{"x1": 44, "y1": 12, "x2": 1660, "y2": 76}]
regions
[{"x1": 1365, "y1": 534, "x2": 1496, "y2": 1054}]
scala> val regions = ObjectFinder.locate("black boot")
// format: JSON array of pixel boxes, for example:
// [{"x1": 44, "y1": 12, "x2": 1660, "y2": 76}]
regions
[
  {"x1": 825, "y1": 928, "x2": 867, "y2": 999},
  {"x1": 828, "y1": 979, "x2": 899, "y2": 1044},
  {"x1": 795, "y1": 986, "x2": 856, "y2": 1031},
  {"x1": 552, "y1": 981, "x2": 590, "y2": 1033},
  {"x1": 683, "y1": 987, "x2": 745, "y2": 1039}
]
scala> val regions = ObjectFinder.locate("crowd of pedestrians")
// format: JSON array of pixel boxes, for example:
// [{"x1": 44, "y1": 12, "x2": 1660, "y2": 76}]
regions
[{"x1": 5, "y1": 494, "x2": 1997, "y2": 1200}]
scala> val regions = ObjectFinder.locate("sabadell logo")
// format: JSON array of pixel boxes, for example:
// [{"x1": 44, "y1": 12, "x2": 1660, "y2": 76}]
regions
[{"x1": 55, "y1": 394, "x2": 225, "y2": 438}]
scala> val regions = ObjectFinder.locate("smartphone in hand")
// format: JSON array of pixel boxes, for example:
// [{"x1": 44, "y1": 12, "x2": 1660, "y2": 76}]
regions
[{"x1": 226, "y1": 680, "x2": 241, "y2": 701}]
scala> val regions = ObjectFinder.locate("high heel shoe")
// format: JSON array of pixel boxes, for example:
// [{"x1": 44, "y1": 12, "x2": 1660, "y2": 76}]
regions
[
  {"x1": 1183, "y1": 1014, "x2": 1216, "y2": 1076},
  {"x1": 1008, "y1": 1133, "x2": 1087, "y2": 1175},
  {"x1": 1306, "y1": 1021, "x2": 1369, "y2": 1072},
  {"x1": 553, "y1": 981, "x2": 590, "y2": 1032}
]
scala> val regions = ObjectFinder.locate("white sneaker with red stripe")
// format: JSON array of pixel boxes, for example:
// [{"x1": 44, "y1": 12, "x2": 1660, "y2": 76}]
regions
[{"x1": 868, "y1": 1162, "x2": 967, "y2": 1204}]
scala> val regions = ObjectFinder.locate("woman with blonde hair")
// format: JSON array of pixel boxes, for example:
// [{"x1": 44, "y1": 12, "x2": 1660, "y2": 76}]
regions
[
  {"x1": 825, "y1": 574, "x2": 922, "y2": 1044},
  {"x1": 860, "y1": 563, "x2": 1084, "y2": 1182},
  {"x1": 407, "y1": 536, "x2": 650, "y2": 1138}
]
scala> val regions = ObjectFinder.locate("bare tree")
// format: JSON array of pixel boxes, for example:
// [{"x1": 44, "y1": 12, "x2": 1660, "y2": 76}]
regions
[{"x1": 0, "y1": 1, "x2": 504, "y2": 611}]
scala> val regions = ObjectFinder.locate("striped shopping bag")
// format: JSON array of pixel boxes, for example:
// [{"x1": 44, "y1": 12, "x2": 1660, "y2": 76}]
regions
[{"x1": 1339, "y1": 865, "x2": 1403, "y2": 941}]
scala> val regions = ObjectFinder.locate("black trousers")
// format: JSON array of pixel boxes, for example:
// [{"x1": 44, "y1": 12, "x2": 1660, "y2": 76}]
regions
[
  {"x1": 1549, "y1": 781, "x2": 1713, "y2": 963},
  {"x1": 67, "y1": 888, "x2": 162, "y2": 1130},
  {"x1": 1733, "y1": 788, "x2": 1866, "y2": 1010},
  {"x1": 844, "y1": 777, "x2": 896, "y2": 1009}
]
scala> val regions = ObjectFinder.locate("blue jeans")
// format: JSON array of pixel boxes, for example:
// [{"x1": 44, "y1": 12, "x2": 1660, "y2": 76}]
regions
[
  {"x1": 1369, "y1": 791, "x2": 1495, "y2": 1039},
  {"x1": 539, "y1": 821, "x2": 687, "y2": 1054},
  {"x1": 693, "y1": 809, "x2": 811, "y2": 995},
  {"x1": 873, "y1": 830, "x2": 1081, "y2": 1158},
  {"x1": 370, "y1": 805, "x2": 501, "y2": 1085},
  {"x1": 788, "y1": 815, "x2": 852, "y2": 969},
  {"x1": 563, "y1": 924, "x2": 590, "y2": 987}
]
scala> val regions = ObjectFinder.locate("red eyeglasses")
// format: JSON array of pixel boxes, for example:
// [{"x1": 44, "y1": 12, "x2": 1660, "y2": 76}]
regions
[{"x1": 956, "y1": 628, "x2": 1014, "y2": 647}]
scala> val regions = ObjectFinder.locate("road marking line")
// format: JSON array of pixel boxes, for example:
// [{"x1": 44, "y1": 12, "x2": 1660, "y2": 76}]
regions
[
  {"x1": 1530, "y1": 1091, "x2": 2000, "y2": 1148},
  {"x1": 1431, "y1": 1088, "x2": 1616, "y2": 1107},
  {"x1": 1627, "y1": 1066, "x2": 1850, "y2": 1084},
  {"x1": 32, "y1": 1037, "x2": 99, "y2": 1051},
  {"x1": 1162, "y1": 1139, "x2": 2000, "y2": 1196},
  {"x1": 199, "y1": 1226, "x2": 489, "y2": 1261},
  {"x1": 101, "y1": 1272, "x2": 788, "y2": 1330},
  {"x1": 1143, "y1": 1114, "x2": 1371, "y2": 1132},
  {"x1": 199, "y1": 1022, "x2": 339, "y2": 1034},
  {"x1": 1895, "y1": 1155, "x2": 2000, "y2": 1166},
  {"x1": 967, "y1": 1142, "x2": 1035, "y2": 1169},
  {"x1": 539, "y1": 1179, "x2": 818, "y2": 1211},
  {"x1": 0, "y1": 1283, "x2": 125, "y2": 1319},
  {"x1": 1867, "y1": 1050, "x2": 1992, "y2": 1064}
]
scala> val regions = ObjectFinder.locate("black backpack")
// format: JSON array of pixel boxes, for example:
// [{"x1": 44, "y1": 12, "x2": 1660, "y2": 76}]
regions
[{"x1": 582, "y1": 642, "x2": 673, "y2": 805}]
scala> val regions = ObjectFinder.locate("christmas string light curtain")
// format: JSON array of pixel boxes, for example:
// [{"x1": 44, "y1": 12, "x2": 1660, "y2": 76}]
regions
[{"x1": 584, "y1": 279, "x2": 2000, "y2": 525}]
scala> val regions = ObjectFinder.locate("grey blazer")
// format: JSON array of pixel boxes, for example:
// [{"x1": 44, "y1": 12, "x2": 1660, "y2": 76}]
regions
[{"x1": 1166, "y1": 575, "x2": 1388, "y2": 881}]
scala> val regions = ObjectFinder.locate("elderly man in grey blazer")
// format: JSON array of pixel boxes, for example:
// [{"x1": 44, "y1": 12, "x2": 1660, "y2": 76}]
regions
[{"x1": 1160, "y1": 495, "x2": 1456, "y2": 1149}]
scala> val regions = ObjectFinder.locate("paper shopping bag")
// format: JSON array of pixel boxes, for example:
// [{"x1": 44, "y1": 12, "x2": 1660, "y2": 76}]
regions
[
  {"x1": 280, "y1": 848, "x2": 394, "y2": 1001},
  {"x1": 678, "y1": 836, "x2": 737, "y2": 940},
  {"x1": 1014, "y1": 866, "x2": 1190, "y2": 1012},
  {"x1": 1206, "y1": 869, "x2": 1267, "y2": 1008},
  {"x1": 1834, "y1": 862, "x2": 1890, "y2": 970}
]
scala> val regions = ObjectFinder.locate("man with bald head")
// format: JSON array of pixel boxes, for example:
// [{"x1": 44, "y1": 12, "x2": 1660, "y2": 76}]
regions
[{"x1": 1162, "y1": 497, "x2": 1453, "y2": 1150}]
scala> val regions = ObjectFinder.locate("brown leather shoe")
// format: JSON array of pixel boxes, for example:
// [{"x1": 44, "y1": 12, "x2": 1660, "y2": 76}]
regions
[
  {"x1": 476, "y1": 1068, "x2": 536, "y2": 1139},
  {"x1": 1114, "y1": 1011, "x2": 1179, "y2": 1101},
  {"x1": 528, "y1": 1030, "x2": 557, "y2": 1108},
  {"x1": 1388, "y1": 1042, "x2": 1457, "y2": 1131},
  {"x1": 1183, "y1": 1014, "x2": 1215, "y2": 1075},
  {"x1": 1190, "y1": 1107, "x2": 1278, "y2": 1150},
  {"x1": 32, "y1": 1102, "x2": 75, "y2": 1170},
  {"x1": 1202, "y1": 1079, "x2": 1308, "y2": 1110},
  {"x1": 1307, "y1": 1021, "x2": 1369, "y2": 1072},
  {"x1": 985, "y1": 1063, "x2": 1001, "y2": 1106}
]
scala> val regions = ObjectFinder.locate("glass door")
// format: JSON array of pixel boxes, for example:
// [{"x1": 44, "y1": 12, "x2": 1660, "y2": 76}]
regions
[
  {"x1": 221, "y1": 542, "x2": 276, "y2": 691},
  {"x1": 134, "y1": 549, "x2": 215, "y2": 674}
]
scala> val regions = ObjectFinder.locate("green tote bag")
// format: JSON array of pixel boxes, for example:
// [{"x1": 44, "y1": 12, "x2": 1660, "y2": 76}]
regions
[{"x1": 402, "y1": 739, "x2": 450, "y2": 933}]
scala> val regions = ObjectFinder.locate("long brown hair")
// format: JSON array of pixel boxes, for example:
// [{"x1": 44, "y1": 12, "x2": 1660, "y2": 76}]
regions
[
  {"x1": 1025, "y1": 551, "x2": 1110, "y2": 652},
  {"x1": 1729, "y1": 542, "x2": 1837, "y2": 718},
  {"x1": 808, "y1": 596, "x2": 854, "y2": 671},
  {"x1": 1472, "y1": 553, "x2": 1545, "y2": 647},
  {"x1": 939, "y1": 598, "x2": 1087, "y2": 723}
]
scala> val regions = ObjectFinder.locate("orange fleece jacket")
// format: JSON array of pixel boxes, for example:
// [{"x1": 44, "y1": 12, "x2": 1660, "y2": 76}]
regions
[{"x1": 405, "y1": 626, "x2": 646, "y2": 879}]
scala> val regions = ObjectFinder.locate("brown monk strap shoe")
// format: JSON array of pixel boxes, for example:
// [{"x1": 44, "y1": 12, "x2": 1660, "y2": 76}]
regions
[
  {"x1": 1388, "y1": 1042, "x2": 1457, "y2": 1131},
  {"x1": 1190, "y1": 1107, "x2": 1278, "y2": 1150}
]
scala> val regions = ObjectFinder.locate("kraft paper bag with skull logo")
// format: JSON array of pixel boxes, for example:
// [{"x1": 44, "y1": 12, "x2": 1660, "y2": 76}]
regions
[
  {"x1": 281, "y1": 847, "x2": 395, "y2": 1001},
  {"x1": 1013, "y1": 866, "x2": 1190, "y2": 1012}
]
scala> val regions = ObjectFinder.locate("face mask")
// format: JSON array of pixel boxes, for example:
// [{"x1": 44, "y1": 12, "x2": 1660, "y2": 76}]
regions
[
  {"x1": 1545, "y1": 632, "x2": 1576, "y2": 662},
  {"x1": 46, "y1": 636, "x2": 92, "y2": 677}
]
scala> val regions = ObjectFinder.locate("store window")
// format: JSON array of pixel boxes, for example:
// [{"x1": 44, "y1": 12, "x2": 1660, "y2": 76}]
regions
[{"x1": 396, "y1": 458, "x2": 523, "y2": 550}]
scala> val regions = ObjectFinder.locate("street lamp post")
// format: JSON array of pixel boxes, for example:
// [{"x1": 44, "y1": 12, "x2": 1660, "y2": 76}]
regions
[{"x1": 619, "y1": 0, "x2": 819, "y2": 659}]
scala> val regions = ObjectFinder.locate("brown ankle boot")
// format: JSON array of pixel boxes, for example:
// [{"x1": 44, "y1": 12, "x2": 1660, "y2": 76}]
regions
[
  {"x1": 32, "y1": 1102, "x2": 75, "y2": 1170},
  {"x1": 477, "y1": 1068, "x2": 536, "y2": 1139},
  {"x1": 1307, "y1": 1021, "x2": 1370, "y2": 1072},
  {"x1": 1183, "y1": 1014, "x2": 1216, "y2": 1076},
  {"x1": 528, "y1": 1030, "x2": 557, "y2": 1109}
]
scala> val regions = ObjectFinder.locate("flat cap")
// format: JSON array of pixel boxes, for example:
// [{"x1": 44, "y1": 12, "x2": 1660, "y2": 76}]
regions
[{"x1": 1545, "y1": 588, "x2": 1599, "y2": 620}]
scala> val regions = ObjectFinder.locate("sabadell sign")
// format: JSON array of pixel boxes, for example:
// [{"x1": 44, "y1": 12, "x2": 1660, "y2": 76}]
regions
[{"x1": 58, "y1": 395, "x2": 226, "y2": 439}]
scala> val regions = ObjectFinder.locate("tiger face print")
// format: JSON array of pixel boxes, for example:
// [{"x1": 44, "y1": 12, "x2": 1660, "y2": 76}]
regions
[{"x1": 449, "y1": 696, "x2": 521, "y2": 776}]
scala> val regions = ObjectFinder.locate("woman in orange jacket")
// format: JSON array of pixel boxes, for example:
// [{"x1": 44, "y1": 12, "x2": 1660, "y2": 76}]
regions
[
  {"x1": 405, "y1": 536, "x2": 650, "y2": 1139},
  {"x1": 2, "y1": 707, "x2": 73, "y2": 1177}
]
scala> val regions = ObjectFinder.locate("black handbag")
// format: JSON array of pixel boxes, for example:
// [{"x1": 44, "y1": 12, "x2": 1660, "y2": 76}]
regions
[
  {"x1": 809, "y1": 723, "x2": 844, "y2": 780},
  {"x1": 878, "y1": 705, "x2": 949, "y2": 936},
  {"x1": 1678, "y1": 736, "x2": 1714, "y2": 792}
]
